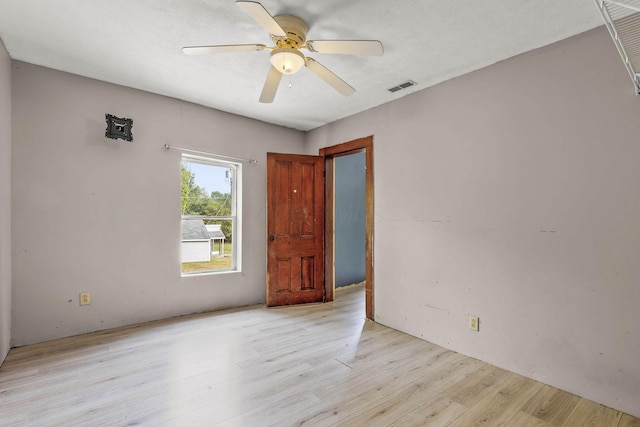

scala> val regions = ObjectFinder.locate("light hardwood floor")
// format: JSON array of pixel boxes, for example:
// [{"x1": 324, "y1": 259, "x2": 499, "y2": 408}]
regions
[{"x1": 1, "y1": 285, "x2": 638, "y2": 426}]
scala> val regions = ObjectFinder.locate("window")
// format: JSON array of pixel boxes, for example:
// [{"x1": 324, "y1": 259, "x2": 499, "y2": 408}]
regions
[{"x1": 180, "y1": 155, "x2": 240, "y2": 274}]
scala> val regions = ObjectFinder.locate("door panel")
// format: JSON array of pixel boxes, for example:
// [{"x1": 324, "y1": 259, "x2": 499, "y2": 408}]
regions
[{"x1": 267, "y1": 153, "x2": 324, "y2": 307}]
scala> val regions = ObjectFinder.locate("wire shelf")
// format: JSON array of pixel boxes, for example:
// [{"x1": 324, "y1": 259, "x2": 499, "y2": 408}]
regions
[{"x1": 596, "y1": 0, "x2": 640, "y2": 93}]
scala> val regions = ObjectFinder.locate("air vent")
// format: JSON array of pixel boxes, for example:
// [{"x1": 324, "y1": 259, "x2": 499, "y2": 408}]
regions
[{"x1": 388, "y1": 80, "x2": 417, "y2": 93}]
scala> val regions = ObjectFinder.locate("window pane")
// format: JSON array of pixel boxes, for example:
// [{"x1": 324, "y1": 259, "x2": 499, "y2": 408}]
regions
[
  {"x1": 181, "y1": 161, "x2": 232, "y2": 216},
  {"x1": 181, "y1": 219, "x2": 233, "y2": 274},
  {"x1": 181, "y1": 159, "x2": 236, "y2": 274}
]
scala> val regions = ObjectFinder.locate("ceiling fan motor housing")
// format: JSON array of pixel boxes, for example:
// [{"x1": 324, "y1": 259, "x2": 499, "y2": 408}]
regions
[{"x1": 271, "y1": 15, "x2": 308, "y2": 47}]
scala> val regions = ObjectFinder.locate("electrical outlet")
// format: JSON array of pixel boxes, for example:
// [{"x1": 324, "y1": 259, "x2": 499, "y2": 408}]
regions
[
  {"x1": 469, "y1": 316, "x2": 479, "y2": 331},
  {"x1": 80, "y1": 292, "x2": 91, "y2": 306}
]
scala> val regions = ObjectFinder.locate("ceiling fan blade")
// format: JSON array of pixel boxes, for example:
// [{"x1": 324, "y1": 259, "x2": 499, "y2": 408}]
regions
[
  {"x1": 182, "y1": 44, "x2": 266, "y2": 55},
  {"x1": 259, "y1": 65, "x2": 283, "y2": 103},
  {"x1": 305, "y1": 58, "x2": 355, "y2": 96},
  {"x1": 306, "y1": 40, "x2": 384, "y2": 56},
  {"x1": 236, "y1": 1, "x2": 286, "y2": 37}
]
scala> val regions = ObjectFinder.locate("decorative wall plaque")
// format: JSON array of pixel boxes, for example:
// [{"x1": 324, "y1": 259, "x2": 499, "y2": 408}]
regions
[{"x1": 105, "y1": 114, "x2": 133, "y2": 142}]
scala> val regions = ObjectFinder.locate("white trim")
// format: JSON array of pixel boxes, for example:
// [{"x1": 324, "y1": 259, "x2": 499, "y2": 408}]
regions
[{"x1": 180, "y1": 155, "x2": 242, "y2": 274}]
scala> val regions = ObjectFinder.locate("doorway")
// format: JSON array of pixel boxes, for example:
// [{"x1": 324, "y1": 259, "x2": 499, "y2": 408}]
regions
[
  {"x1": 320, "y1": 136, "x2": 374, "y2": 319},
  {"x1": 334, "y1": 152, "x2": 366, "y2": 289}
]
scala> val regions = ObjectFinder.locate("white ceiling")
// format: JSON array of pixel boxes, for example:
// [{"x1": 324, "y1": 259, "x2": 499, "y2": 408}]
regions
[{"x1": 0, "y1": 0, "x2": 604, "y2": 131}]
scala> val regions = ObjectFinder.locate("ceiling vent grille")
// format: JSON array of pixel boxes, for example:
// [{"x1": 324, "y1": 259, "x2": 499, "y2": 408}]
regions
[
  {"x1": 596, "y1": 0, "x2": 640, "y2": 94},
  {"x1": 388, "y1": 80, "x2": 417, "y2": 93}
]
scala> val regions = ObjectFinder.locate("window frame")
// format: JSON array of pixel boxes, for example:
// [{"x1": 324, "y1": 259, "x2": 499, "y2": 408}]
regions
[{"x1": 180, "y1": 154, "x2": 242, "y2": 276}]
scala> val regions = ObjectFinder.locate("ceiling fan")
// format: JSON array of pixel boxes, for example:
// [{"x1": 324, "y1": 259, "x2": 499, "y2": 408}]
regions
[{"x1": 183, "y1": 1, "x2": 384, "y2": 103}]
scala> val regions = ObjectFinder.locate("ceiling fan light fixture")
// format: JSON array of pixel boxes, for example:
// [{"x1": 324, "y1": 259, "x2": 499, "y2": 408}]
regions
[
  {"x1": 184, "y1": 2, "x2": 384, "y2": 101},
  {"x1": 270, "y1": 48, "x2": 305, "y2": 74}
]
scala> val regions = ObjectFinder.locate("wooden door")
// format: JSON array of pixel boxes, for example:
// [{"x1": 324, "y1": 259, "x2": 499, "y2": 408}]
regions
[{"x1": 266, "y1": 153, "x2": 325, "y2": 307}]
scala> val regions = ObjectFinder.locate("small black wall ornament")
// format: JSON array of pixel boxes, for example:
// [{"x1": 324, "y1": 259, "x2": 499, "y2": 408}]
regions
[{"x1": 105, "y1": 114, "x2": 133, "y2": 142}]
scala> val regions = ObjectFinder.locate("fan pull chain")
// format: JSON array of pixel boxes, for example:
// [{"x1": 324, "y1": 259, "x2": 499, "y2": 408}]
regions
[{"x1": 289, "y1": 74, "x2": 292, "y2": 88}]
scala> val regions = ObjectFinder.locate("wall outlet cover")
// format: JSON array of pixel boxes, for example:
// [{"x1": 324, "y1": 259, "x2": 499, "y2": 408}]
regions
[
  {"x1": 80, "y1": 292, "x2": 91, "y2": 306},
  {"x1": 469, "y1": 315, "x2": 479, "y2": 331}
]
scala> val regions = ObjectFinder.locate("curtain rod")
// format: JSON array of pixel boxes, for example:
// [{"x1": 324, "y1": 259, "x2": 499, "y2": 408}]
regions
[{"x1": 163, "y1": 144, "x2": 257, "y2": 164}]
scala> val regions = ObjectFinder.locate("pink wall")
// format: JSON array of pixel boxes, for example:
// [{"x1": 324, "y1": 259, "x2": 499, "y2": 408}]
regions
[
  {"x1": 0, "y1": 38, "x2": 11, "y2": 366},
  {"x1": 7, "y1": 23, "x2": 640, "y2": 417},
  {"x1": 306, "y1": 27, "x2": 640, "y2": 417},
  {"x1": 11, "y1": 62, "x2": 305, "y2": 347}
]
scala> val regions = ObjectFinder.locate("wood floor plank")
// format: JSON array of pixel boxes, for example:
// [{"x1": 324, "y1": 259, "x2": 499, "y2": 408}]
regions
[
  {"x1": 274, "y1": 350, "x2": 461, "y2": 426},
  {"x1": 619, "y1": 413, "x2": 640, "y2": 426},
  {"x1": 1, "y1": 284, "x2": 639, "y2": 426},
  {"x1": 448, "y1": 374, "x2": 545, "y2": 426},
  {"x1": 389, "y1": 397, "x2": 467, "y2": 426},
  {"x1": 505, "y1": 411, "x2": 554, "y2": 426},
  {"x1": 160, "y1": 389, "x2": 323, "y2": 427},
  {"x1": 520, "y1": 384, "x2": 581, "y2": 426},
  {"x1": 338, "y1": 355, "x2": 484, "y2": 426},
  {"x1": 210, "y1": 362, "x2": 354, "y2": 426},
  {"x1": 446, "y1": 363, "x2": 511, "y2": 409},
  {"x1": 561, "y1": 399, "x2": 623, "y2": 426},
  {"x1": 312, "y1": 331, "x2": 443, "y2": 401}
]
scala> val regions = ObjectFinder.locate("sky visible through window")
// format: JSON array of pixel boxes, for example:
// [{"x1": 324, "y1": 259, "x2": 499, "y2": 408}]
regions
[{"x1": 186, "y1": 162, "x2": 231, "y2": 195}]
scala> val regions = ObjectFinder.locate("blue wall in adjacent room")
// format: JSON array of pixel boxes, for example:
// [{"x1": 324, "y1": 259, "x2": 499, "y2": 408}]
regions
[{"x1": 334, "y1": 152, "x2": 366, "y2": 288}]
